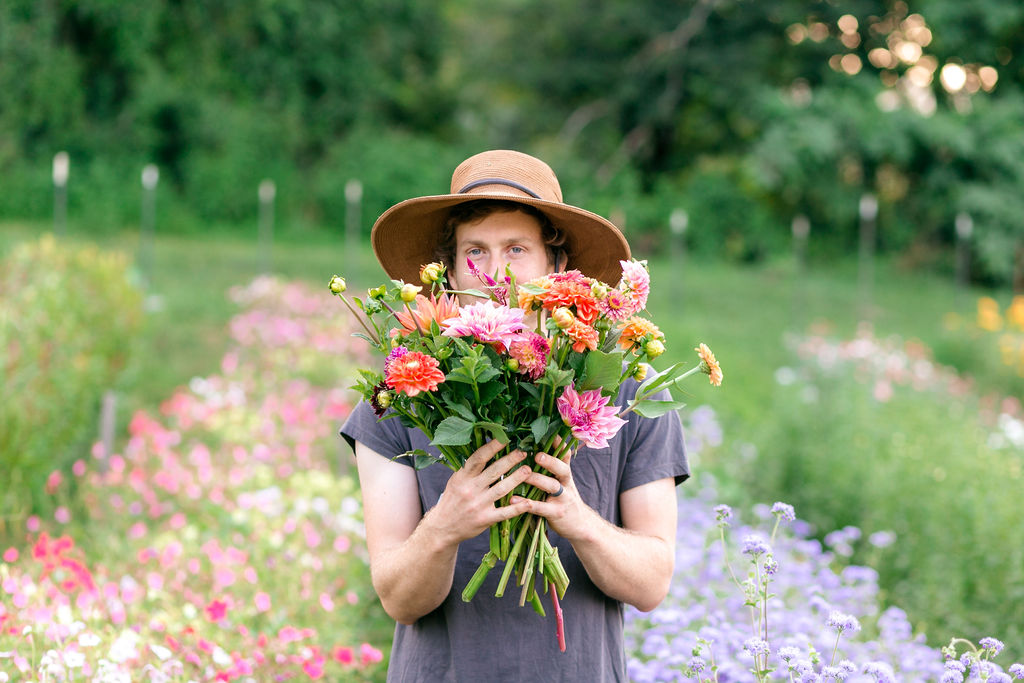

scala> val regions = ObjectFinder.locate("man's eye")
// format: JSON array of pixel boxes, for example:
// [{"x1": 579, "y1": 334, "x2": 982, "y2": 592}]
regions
[
  {"x1": 509, "y1": 246, "x2": 525, "y2": 255},
  {"x1": 467, "y1": 248, "x2": 483, "y2": 257}
]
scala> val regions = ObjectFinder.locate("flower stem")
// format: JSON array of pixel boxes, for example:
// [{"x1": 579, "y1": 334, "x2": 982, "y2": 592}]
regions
[{"x1": 461, "y1": 551, "x2": 498, "y2": 602}]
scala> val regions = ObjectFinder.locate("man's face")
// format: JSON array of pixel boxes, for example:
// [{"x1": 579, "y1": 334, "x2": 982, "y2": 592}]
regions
[{"x1": 447, "y1": 209, "x2": 553, "y2": 303}]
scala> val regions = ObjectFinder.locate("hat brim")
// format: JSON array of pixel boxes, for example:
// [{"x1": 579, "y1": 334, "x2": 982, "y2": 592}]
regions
[{"x1": 371, "y1": 192, "x2": 631, "y2": 286}]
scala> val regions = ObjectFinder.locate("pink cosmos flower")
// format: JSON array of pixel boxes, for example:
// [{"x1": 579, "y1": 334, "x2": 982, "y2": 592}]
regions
[
  {"x1": 618, "y1": 259, "x2": 650, "y2": 312},
  {"x1": 556, "y1": 386, "x2": 627, "y2": 449},
  {"x1": 205, "y1": 598, "x2": 228, "y2": 622},
  {"x1": 360, "y1": 643, "x2": 384, "y2": 665},
  {"x1": 509, "y1": 332, "x2": 550, "y2": 379},
  {"x1": 442, "y1": 301, "x2": 527, "y2": 351}
]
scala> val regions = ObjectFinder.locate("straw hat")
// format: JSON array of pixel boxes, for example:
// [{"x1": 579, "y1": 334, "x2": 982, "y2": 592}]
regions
[{"x1": 370, "y1": 150, "x2": 630, "y2": 285}]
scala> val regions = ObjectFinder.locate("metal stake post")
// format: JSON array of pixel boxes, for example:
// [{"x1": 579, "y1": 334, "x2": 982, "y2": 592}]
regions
[{"x1": 52, "y1": 152, "x2": 69, "y2": 236}]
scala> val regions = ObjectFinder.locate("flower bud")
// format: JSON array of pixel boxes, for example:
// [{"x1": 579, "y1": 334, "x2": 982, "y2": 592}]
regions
[
  {"x1": 590, "y1": 281, "x2": 609, "y2": 299},
  {"x1": 328, "y1": 275, "x2": 347, "y2": 294},
  {"x1": 375, "y1": 390, "x2": 392, "y2": 409},
  {"x1": 644, "y1": 339, "x2": 666, "y2": 359},
  {"x1": 400, "y1": 283, "x2": 422, "y2": 302},
  {"x1": 505, "y1": 358, "x2": 520, "y2": 372},
  {"x1": 632, "y1": 363, "x2": 649, "y2": 382},
  {"x1": 368, "y1": 285, "x2": 387, "y2": 300},
  {"x1": 552, "y1": 307, "x2": 575, "y2": 329},
  {"x1": 419, "y1": 262, "x2": 446, "y2": 285}
]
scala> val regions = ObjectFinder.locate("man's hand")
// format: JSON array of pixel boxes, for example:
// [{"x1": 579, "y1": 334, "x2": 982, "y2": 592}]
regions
[
  {"x1": 513, "y1": 449, "x2": 678, "y2": 612},
  {"x1": 425, "y1": 439, "x2": 535, "y2": 545}
]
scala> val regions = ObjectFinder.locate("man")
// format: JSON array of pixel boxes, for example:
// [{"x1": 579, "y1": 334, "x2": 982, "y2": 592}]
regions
[{"x1": 341, "y1": 150, "x2": 688, "y2": 681}]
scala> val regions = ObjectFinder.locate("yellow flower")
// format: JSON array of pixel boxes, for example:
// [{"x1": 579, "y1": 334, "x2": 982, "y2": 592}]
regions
[
  {"x1": 977, "y1": 297, "x2": 1003, "y2": 332},
  {"x1": 695, "y1": 343, "x2": 723, "y2": 387},
  {"x1": 633, "y1": 363, "x2": 649, "y2": 382}
]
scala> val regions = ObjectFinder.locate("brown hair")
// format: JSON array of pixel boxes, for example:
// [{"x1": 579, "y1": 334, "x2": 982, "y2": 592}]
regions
[{"x1": 433, "y1": 199, "x2": 567, "y2": 272}]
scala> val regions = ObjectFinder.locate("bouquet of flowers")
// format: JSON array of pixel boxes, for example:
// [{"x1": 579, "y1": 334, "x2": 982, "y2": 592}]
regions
[{"x1": 329, "y1": 258, "x2": 721, "y2": 647}]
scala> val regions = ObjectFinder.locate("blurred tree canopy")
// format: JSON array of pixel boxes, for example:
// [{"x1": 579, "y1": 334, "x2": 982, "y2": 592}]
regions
[{"x1": 2, "y1": 0, "x2": 1023, "y2": 285}]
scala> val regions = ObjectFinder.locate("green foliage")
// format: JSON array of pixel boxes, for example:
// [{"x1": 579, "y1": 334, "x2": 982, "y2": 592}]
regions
[
  {"x1": 0, "y1": 235, "x2": 142, "y2": 535},
  {"x1": 733, "y1": 337, "x2": 1024, "y2": 658}
]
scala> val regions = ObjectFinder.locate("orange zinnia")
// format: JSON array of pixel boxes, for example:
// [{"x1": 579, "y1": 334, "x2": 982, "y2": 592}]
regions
[
  {"x1": 394, "y1": 294, "x2": 460, "y2": 336},
  {"x1": 385, "y1": 351, "x2": 446, "y2": 396},
  {"x1": 695, "y1": 343, "x2": 723, "y2": 386},
  {"x1": 617, "y1": 317, "x2": 663, "y2": 350}
]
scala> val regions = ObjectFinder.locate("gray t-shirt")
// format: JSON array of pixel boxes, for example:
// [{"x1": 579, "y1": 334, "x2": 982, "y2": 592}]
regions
[{"x1": 340, "y1": 378, "x2": 688, "y2": 682}]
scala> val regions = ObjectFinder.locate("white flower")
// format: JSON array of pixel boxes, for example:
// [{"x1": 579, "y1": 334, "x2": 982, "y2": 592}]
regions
[
  {"x1": 63, "y1": 650, "x2": 85, "y2": 668},
  {"x1": 78, "y1": 632, "x2": 101, "y2": 648},
  {"x1": 107, "y1": 630, "x2": 140, "y2": 664},
  {"x1": 150, "y1": 644, "x2": 172, "y2": 661}
]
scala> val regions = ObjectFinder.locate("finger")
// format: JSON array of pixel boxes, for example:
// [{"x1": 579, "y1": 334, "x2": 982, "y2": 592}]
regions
[
  {"x1": 488, "y1": 464, "x2": 534, "y2": 500},
  {"x1": 462, "y1": 438, "x2": 508, "y2": 475},
  {"x1": 480, "y1": 449, "x2": 527, "y2": 484},
  {"x1": 534, "y1": 451, "x2": 570, "y2": 479}
]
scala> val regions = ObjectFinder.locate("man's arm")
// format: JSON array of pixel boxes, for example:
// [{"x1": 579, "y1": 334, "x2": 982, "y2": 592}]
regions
[
  {"x1": 517, "y1": 452, "x2": 677, "y2": 612},
  {"x1": 355, "y1": 439, "x2": 535, "y2": 625}
]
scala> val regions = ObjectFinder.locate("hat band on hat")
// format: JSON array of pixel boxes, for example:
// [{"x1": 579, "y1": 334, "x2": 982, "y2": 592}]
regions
[{"x1": 456, "y1": 178, "x2": 541, "y2": 199}]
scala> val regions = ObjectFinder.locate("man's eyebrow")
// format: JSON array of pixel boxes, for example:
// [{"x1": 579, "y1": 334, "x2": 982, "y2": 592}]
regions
[{"x1": 457, "y1": 235, "x2": 537, "y2": 248}]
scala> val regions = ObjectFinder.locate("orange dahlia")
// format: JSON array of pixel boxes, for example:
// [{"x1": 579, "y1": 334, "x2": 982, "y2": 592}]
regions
[
  {"x1": 385, "y1": 351, "x2": 446, "y2": 396},
  {"x1": 541, "y1": 279, "x2": 600, "y2": 324},
  {"x1": 394, "y1": 294, "x2": 460, "y2": 336},
  {"x1": 565, "y1": 320, "x2": 600, "y2": 353}
]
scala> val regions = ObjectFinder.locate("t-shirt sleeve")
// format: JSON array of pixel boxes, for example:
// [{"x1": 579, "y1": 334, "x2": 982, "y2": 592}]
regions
[
  {"x1": 339, "y1": 400, "x2": 415, "y2": 467},
  {"x1": 618, "y1": 384, "x2": 690, "y2": 492}
]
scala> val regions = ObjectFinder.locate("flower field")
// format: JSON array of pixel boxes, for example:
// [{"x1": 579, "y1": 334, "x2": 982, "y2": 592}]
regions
[
  {"x1": 2, "y1": 275, "x2": 1021, "y2": 681},
  {"x1": 1, "y1": 277, "x2": 389, "y2": 681}
]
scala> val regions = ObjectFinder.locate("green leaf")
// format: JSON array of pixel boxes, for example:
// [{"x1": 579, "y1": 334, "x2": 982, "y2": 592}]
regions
[
  {"x1": 531, "y1": 415, "x2": 552, "y2": 443},
  {"x1": 432, "y1": 416, "x2": 475, "y2": 446},
  {"x1": 393, "y1": 449, "x2": 440, "y2": 470},
  {"x1": 475, "y1": 421, "x2": 510, "y2": 445},
  {"x1": 630, "y1": 398, "x2": 687, "y2": 418},
  {"x1": 449, "y1": 402, "x2": 477, "y2": 422},
  {"x1": 581, "y1": 349, "x2": 624, "y2": 393}
]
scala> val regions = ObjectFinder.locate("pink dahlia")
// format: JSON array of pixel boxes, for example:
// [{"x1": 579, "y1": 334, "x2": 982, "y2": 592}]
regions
[
  {"x1": 599, "y1": 288, "x2": 635, "y2": 321},
  {"x1": 509, "y1": 332, "x2": 550, "y2": 379},
  {"x1": 556, "y1": 385, "x2": 627, "y2": 449},
  {"x1": 442, "y1": 301, "x2": 526, "y2": 350},
  {"x1": 618, "y1": 259, "x2": 650, "y2": 311}
]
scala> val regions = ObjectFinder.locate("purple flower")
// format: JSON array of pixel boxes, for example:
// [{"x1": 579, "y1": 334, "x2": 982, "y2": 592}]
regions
[
  {"x1": 863, "y1": 661, "x2": 897, "y2": 683},
  {"x1": 839, "y1": 660, "x2": 857, "y2": 676},
  {"x1": 714, "y1": 504, "x2": 732, "y2": 527},
  {"x1": 771, "y1": 502, "x2": 796, "y2": 522},
  {"x1": 990, "y1": 674, "x2": 1013, "y2": 683},
  {"x1": 940, "y1": 672, "x2": 962, "y2": 683},
  {"x1": 827, "y1": 610, "x2": 862, "y2": 633},
  {"x1": 868, "y1": 530, "x2": 896, "y2": 548},
  {"x1": 741, "y1": 535, "x2": 770, "y2": 557},
  {"x1": 747, "y1": 637, "x2": 770, "y2": 656},
  {"x1": 1009, "y1": 663, "x2": 1024, "y2": 679},
  {"x1": 980, "y1": 637, "x2": 1005, "y2": 655},
  {"x1": 778, "y1": 646, "x2": 801, "y2": 663},
  {"x1": 944, "y1": 660, "x2": 966, "y2": 674},
  {"x1": 764, "y1": 555, "x2": 779, "y2": 575},
  {"x1": 687, "y1": 656, "x2": 706, "y2": 673}
]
